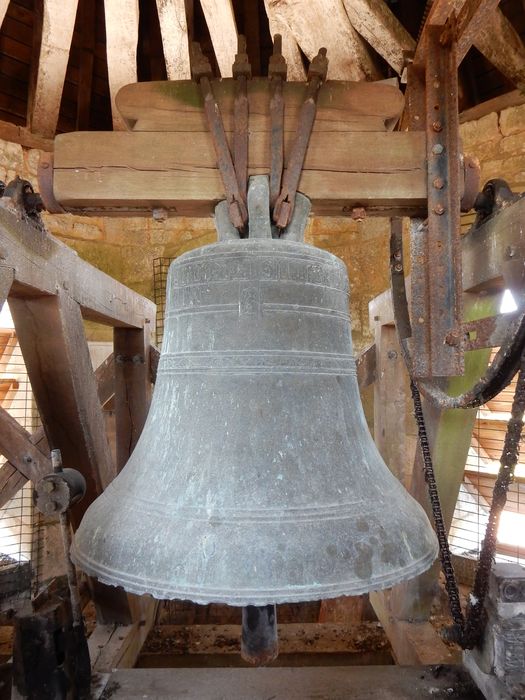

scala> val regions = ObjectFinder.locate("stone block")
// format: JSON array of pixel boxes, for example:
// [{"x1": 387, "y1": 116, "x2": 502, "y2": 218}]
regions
[
  {"x1": 500, "y1": 104, "x2": 525, "y2": 136},
  {"x1": 460, "y1": 112, "x2": 500, "y2": 149}
]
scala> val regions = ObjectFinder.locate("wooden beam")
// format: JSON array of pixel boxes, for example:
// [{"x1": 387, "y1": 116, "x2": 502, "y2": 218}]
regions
[
  {"x1": 104, "y1": 0, "x2": 140, "y2": 130},
  {"x1": 263, "y1": 0, "x2": 305, "y2": 81},
  {"x1": 9, "y1": 291, "x2": 115, "y2": 527},
  {"x1": 267, "y1": 0, "x2": 381, "y2": 81},
  {"x1": 473, "y1": 9, "x2": 525, "y2": 89},
  {"x1": 0, "y1": 2, "x2": 9, "y2": 30},
  {"x1": 115, "y1": 78, "x2": 403, "y2": 132},
  {"x1": 456, "y1": 0, "x2": 501, "y2": 63},
  {"x1": 0, "y1": 119, "x2": 53, "y2": 152},
  {"x1": 155, "y1": 0, "x2": 191, "y2": 80},
  {"x1": 52, "y1": 130, "x2": 427, "y2": 218},
  {"x1": 76, "y1": 0, "x2": 96, "y2": 130},
  {"x1": 342, "y1": 0, "x2": 416, "y2": 75},
  {"x1": 198, "y1": 0, "x2": 237, "y2": 78},
  {"x1": 460, "y1": 88, "x2": 525, "y2": 123},
  {"x1": 113, "y1": 327, "x2": 151, "y2": 471},
  {"x1": 0, "y1": 204, "x2": 156, "y2": 329},
  {"x1": 0, "y1": 406, "x2": 51, "y2": 487},
  {"x1": 29, "y1": 0, "x2": 79, "y2": 137}
]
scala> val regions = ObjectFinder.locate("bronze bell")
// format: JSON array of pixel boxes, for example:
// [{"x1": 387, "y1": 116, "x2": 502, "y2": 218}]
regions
[{"x1": 72, "y1": 178, "x2": 437, "y2": 607}]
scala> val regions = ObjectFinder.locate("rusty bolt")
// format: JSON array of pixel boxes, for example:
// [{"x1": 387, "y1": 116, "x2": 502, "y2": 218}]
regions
[
  {"x1": 433, "y1": 204, "x2": 445, "y2": 215},
  {"x1": 432, "y1": 144, "x2": 444, "y2": 155},
  {"x1": 394, "y1": 262, "x2": 403, "y2": 273},
  {"x1": 387, "y1": 350, "x2": 398, "y2": 360},
  {"x1": 432, "y1": 121, "x2": 442, "y2": 132},
  {"x1": 351, "y1": 207, "x2": 366, "y2": 222},
  {"x1": 393, "y1": 250, "x2": 402, "y2": 261},
  {"x1": 433, "y1": 177, "x2": 444, "y2": 190},
  {"x1": 445, "y1": 331, "x2": 461, "y2": 347}
]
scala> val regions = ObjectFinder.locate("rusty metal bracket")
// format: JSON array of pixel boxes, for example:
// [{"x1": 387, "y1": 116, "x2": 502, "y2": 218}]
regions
[
  {"x1": 410, "y1": 21, "x2": 463, "y2": 379},
  {"x1": 232, "y1": 35, "x2": 251, "y2": 209},
  {"x1": 268, "y1": 34, "x2": 287, "y2": 209},
  {"x1": 191, "y1": 43, "x2": 248, "y2": 232},
  {"x1": 273, "y1": 48, "x2": 328, "y2": 230}
]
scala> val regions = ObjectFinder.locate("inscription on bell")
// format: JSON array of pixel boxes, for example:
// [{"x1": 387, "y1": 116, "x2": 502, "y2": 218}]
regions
[{"x1": 239, "y1": 284, "x2": 261, "y2": 315}]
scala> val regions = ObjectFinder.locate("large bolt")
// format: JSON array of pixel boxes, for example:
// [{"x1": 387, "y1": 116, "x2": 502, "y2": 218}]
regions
[
  {"x1": 432, "y1": 121, "x2": 443, "y2": 132},
  {"x1": 433, "y1": 177, "x2": 444, "y2": 190}
]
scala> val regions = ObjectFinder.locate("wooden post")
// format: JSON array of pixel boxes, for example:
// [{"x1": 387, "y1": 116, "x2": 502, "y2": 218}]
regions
[{"x1": 113, "y1": 326, "x2": 152, "y2": 472}]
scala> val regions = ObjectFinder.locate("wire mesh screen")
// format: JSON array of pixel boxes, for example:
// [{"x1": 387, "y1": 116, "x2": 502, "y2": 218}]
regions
[
  {"x1": 153, "y1": 257, "x2": 174, "y2": 346},
  {"x1": 450, "y1": 357, "x2": 524, "y2": 566},
  {"x1": 0, "y1": 310, "x2": 39, "y2": 604}
]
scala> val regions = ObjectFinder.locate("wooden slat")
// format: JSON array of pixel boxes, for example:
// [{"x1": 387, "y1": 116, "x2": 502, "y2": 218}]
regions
[
  {"x1": 342, "y1": 0, "x2": 416, "y2": 75},
  {"x1": 0, "y1": 405, "x2": 51, "y2": 484},
  {"x1": 0, "y1": 204, "x2": 156, "y2": 329},
  {"x1": 268, "y1": 0, "x2": 380, "y2": 81},
  {"x1": 115, "y1": 78, "x2": 403, "y2": 132},
  {"x1": 29, "y1": 0, "x2": 79, "y2": 137},
  {"x1": 473, "y1": 9, "x2": 525, "y2": 88},
  {"x1": 52, "y1": 130, "x2": 427, "y2": 217},
  {"x1": 263, "y1": 1, "x2": 305, "y2": 81},
  {"x1": 460, "y1": 88, "x2": 525, "y2": 123},
  {"x1": 155, "y1": 0, "x2": 191, "y2": 80},
  {"x1": 104, "y1": 0, "x2": 139, "y2": 130},
  {"x1": 0, "y1": 118, "x2": 53, "y2": 151},
  {"x1": 199, "y1": 0, "x2": 237, "y2": 78},
  {"x1": 0, "y1": 462, "x2": 28, "y2": 510}
]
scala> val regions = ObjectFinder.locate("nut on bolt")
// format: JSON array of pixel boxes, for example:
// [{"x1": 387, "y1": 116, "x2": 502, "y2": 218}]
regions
[
  {"x1": 433, "y1": 204, "x2": 445, "y2": 215},
  {"x1": 445, "y1": 331, "x2": 461, "y2": 347}
]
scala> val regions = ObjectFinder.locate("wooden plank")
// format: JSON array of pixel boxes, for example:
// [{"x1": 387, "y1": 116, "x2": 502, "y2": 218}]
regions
[
  {"x1": 0, "y1": 204, "x2": 156, "y2": 329},
  {"x1": 9, "y1": 291, "x2": 115, "y2": 526},
  {"x1": 104, "y1": 0, "x2": 140, "y2": 130},
  {"x1": 115, "y1": 78, "x2": 403, "y2": 132},
  {"x1": 355, "y1": 342, "x2": 376, "y2": 390},
  {"x1": 267, "y1": 0, "x2": 380, "y2": 81},
  {"x1": 141, "y1": 622, "x2": 388, "y2": 656},
  {"x1": 100, "y1": 665, "x2": 480, "y2": 699},
  {"x1": 473, "y1": 9, "x2": 525, "y2": 88},
  {"x1": 52, "y1": 130, "x2": 427, "y2": 217},
  {"x1": 155, "y1": 0, "x2": 191, "y2": 80},
  {"x1": 199, "y1": 0, "x2": 237, "y2": 78},
  {"x1": 342, "y1": 0, "x2": 416, "y2": 75},
  {"x1": 0, "y1": 462, "x2": 28, "y2": 509},
  {"x1": 113, "y1": 327, "x2": 151, "y2": 471},
  {"x1": 29, "y1": 0, "x2": 79, "y2": 137},
  {"x1": 263, "y1": 1, "x2": 305, "y2": 81}
]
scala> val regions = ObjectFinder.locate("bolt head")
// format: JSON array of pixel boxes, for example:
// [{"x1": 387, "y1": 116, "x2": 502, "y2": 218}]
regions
[
  {"x1": 433, "y1": 177, "x2": 445, "y2": 190},
  {"x1": 432, "y1": 121, "x2": 442, "y2": 132},
  {"x1": 433, "y1": 204, "x2": 445, "y2": 215},
  {"x1": 432, "y1": 144, "x2": 444, "y2": 155}
]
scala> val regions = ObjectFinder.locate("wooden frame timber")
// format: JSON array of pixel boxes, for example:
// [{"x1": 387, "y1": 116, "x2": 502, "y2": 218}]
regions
[{"x1": 0, "y1": 197, "x2": 156, "y2": 639}]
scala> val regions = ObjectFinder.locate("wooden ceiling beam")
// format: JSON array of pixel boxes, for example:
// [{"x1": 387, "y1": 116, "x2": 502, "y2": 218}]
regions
[
  {"x1": 29, "y1": 0, "x2": 79, "y2": 137},
  {"x1": 263, "y1": 0, "x2": 305, "y2": 81},
  {"x1": 342, "y1": 0, "x2": 415, "y2": 76},
  {"x1": 104, "y1": 0, "x2": 140, "y2": 130},
  {"x1": 473, "y1": 9, "x2": 525, "y2": 89},
  {"x1": 198, "y1": 0, "x2": 237, "y2": 77},
  {"x1": 155, "y1": 0, "x2": 191, "y2": 80},
  {"x1": 268, "y1": 0, "x2": 381, "y2": 81}
]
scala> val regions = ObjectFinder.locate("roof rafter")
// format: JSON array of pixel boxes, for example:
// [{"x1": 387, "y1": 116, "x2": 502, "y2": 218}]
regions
[
  {"x1": 155, "y1": 0, "x2": 191, "y2": 80},
  {"x1": 0, "y1": 1, "x2": 9, "y2": 29},
  {"x1": 263, "y1": 0, "x2": 306, "y2": 80},
  {"x1": 342, "y1": 0, "x2": 416, "y2": 75},
  {"x1": 268, "y1": 0, "x2": 381, "y2": 81},
  {"x1": 29, "y1": 0, "x2": 79, "y2": 138},
  {"x1": 199, "y1": 0, "x2": 238, "y2": 77},
  {"x1": 473, "y1": 8, "x2": 525, "y2": 89},
  {"x1": 104, "y1": 0, "x2": 140, "y2": 130}
]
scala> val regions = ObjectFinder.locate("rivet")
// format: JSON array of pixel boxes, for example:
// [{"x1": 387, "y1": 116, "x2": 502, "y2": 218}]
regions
[
  {"x1": 433, "y1": 204, "x2": 445, "y2": 215},
  {"x1": 432, "y1": 144, "x2": 444, "y2": 155},
  {"x1": 432, "y1": 121, "x2": 442, "y2": 132},
  {"x1": 433, "y1": 177, "x2": 445, "y2": 190},
  {"x1": 387, "y1": 350, "x2": 398, "y2": 360},
  {"x1": 418, "y1": 317, "x2": 425, "y2": 324},
  {"x1": 394, "y1": 262, "x2": 403, "y2": 272}
]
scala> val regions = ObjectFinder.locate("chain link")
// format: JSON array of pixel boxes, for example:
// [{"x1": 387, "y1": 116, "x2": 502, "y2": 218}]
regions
[{"x1": 410, "y1": 354, "x2": 525, "y2": 649}]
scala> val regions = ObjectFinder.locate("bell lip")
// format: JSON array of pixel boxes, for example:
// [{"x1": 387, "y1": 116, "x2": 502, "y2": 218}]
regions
[{"x1": 70, "y1": 540, "x2": 438, "y2": 607}]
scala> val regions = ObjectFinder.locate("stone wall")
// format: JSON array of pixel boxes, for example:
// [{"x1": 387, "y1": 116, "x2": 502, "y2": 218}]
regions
[{"x1": 1, "y1": 100, "x2": 524, "y2": 349}]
